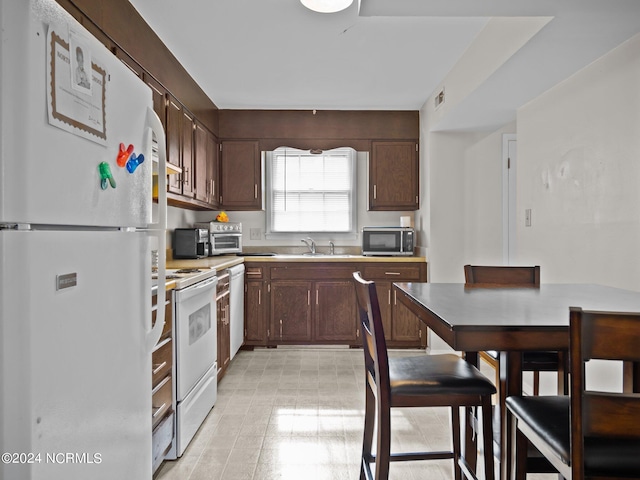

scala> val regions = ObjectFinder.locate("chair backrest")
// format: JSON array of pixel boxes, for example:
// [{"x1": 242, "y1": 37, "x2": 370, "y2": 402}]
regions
[
  {"x1": 464, "y1": 265, "x2": 540, "y2": 287},
  {"x1": 569, "y1": 307, "x2": 640, "y2": 478},
  {"x1": 353, "y1": 271, "x2": 390, "y2": 401}
]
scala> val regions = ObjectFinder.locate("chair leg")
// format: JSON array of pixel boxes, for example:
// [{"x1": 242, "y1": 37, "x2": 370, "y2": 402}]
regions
[
  {"x1": 361, "y1": 386, "x2": 375, "y2": 480},
  {"x1": 481, "y1": 397, "x2": 495, "y2": 480},
  {"x1": 514, "y1": 423, "x2": 528, "y2": 480},
  {"x1": 375, "y1": 401, "x2": 391, "y2": 480},
  {"x1": 451, "y1": 406, "x2": 462, "y2": 480},
  {"x1": 533, "y1": 371, "x2": 540, "y2": 396},
  {"x1": 557, "y1": 351, "x2": 569, "y2": 395}
]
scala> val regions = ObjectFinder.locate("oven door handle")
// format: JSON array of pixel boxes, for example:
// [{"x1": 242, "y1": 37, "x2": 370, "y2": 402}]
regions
[{"x1": 175, "y1": 276, "x2": 218, "y2": 302}]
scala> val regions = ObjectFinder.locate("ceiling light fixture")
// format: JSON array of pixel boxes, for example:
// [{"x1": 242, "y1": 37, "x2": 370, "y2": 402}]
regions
[{"x1": 300, "y1": 0, "x2": 353, "y2": 13}]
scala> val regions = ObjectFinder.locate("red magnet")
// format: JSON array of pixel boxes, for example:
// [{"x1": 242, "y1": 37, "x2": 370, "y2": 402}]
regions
[{"x1": 116, "y1": 143, "x2": 135, "y2": 167}]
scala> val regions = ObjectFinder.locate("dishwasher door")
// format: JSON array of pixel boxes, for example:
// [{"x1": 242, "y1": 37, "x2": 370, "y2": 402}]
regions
[{"x1": 228, "y1": 264, "x2": 245, "y2": 360}]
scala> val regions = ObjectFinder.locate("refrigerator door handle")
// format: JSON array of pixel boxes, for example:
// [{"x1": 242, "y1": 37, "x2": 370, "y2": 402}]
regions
[{"x1": 145, "y1": 107, "x2": 168, "y2": 353}]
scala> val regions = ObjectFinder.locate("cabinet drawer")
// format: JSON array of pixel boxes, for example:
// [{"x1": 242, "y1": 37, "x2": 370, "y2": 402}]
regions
[
  {"x1": 152, "y1": 291, "x2": 173, "y2": 340},
  {"x1": 245, "y1": 266, "x2": 264, "y2": 280},
  {"x1": 152, "y1": 337, "x2": 172, "y2": 388},
  {"x1": 363, "y1": 264, "x2": 423, "y2": 281},
  {"x1": 152, "y1": 411, "x2": 174, "y2": 473},
  {"x1": 271, "y1": 264, "x2": 358, "y2": 280},
  {"x1": 152, "y1": 375, "x2": 172, "y2": 429}
]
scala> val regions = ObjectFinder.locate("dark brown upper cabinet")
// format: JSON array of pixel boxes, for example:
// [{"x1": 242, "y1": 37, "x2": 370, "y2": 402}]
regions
[
  {"x1": 369, "y1": 141, "x2": 419, "y2": 211},
  {"x1": 220, "y1": 140, "x2": 262, "y2": 210}
]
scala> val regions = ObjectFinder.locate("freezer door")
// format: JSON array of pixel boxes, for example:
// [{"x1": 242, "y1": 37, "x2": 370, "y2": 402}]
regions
[
  {"x1": 0, "y1": 0, "x2": 154, "y2": 228},
  {"x1": 0, "y1": 230, "x2": 152, "y2": 480}
]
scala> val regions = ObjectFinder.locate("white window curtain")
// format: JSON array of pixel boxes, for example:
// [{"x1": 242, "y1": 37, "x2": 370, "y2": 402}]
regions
[{"x1": 268, "y1": 147, "x2": 356, "y2": 233}]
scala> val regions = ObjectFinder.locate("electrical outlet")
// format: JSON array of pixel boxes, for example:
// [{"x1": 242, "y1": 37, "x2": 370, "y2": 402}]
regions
[
  {"x1": 525, "y1": 209, "x2": 532, "y2": 227},
  {"x1": 250, "y1": 228, "x2": 262, "y2": 240}
]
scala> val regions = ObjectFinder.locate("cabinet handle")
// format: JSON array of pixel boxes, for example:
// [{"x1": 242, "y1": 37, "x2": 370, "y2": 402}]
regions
[
  {"x1": 316, "y1": 290, "x2": 319, "y2": 305},
  {"x1": 385, "y1": 272, "x2": 401, "y2": 276},
  {"x1": 152, "y1": 361, "x2": 167, "y2": 375},
  {"x1": 212, "y1": 180, "x2": 215, "y2": 198},
  {"x1": 388, "y1": 289, "x2": 391, "y2": 306},
  {"x1": 258, "y1": 289, "x2": 261, "y2": 305},
  {"x1": 393, "y1": 290, "x2": 397, "y2": 305},
  {"x1": 152, "y1": 403, "x2": 167, "y2": 418},
  {"x1": 279, "y1": 319, "x2": 283, "y2": 338},
  {"x1": 254, "y1": 184, "x2": 258, "y2": 199},
  {"x1": 183, "y1": 167, "x2": 189, "y2": 185},
  {"x1": 373, "y1": 184, "x2": 377, "y2": 199},
  {"x1": 307, "y1": 290, "x2": 311, "y2": 306}
]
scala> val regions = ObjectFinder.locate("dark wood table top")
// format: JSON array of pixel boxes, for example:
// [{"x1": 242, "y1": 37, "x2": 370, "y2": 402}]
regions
[
  {"x1": 394, "y1": 282, "x2": 640, "y2": 352},
  {"x1": 395, "y1": 282, "x2": 640, "y2": 480}
]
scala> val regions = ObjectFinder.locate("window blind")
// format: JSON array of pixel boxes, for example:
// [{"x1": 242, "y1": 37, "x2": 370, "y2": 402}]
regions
[{"x1": 269, "y1": 148, "x2": 355, "y2": 233}]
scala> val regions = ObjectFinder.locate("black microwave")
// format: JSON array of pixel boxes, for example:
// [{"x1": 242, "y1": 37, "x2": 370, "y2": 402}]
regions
[
  {"x1": 362, "y1": 227, "x2": 415, "y2": 256},
  {"x1": 173, "y1": 228, "x2": 210, "y2": 259}
]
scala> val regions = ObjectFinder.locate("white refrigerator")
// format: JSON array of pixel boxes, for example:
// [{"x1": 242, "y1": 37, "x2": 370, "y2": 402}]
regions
[{"x1": 0, "y1": 1, "x2": 168, "y2": 479}]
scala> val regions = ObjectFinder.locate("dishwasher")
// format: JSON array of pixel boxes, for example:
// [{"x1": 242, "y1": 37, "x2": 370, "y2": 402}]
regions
[{"x1": 228, "y1": 264, "x2": 245, "y2": 360}]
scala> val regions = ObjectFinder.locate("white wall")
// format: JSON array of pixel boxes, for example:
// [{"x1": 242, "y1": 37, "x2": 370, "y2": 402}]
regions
[
  {"x1": 516, "y1": 32, "x2": 640, "y2": 292},
  {"x1": 417, "y1": 122, "x2": 515, "y2": 284}
]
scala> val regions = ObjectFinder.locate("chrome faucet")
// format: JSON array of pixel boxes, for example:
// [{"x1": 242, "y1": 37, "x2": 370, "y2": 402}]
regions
[
  {"x1": 329, "y1": 241, "x2": 335, "y2": 255},
  {"x1": 301, "y1": 237, "x2": 316, "y2": 254}
]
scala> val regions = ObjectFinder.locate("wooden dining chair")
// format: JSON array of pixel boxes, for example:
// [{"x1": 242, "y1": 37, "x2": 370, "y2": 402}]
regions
[
  {"x1": 463, "y1": 265, "x2": 568, "y2": 397},
  {"x1": 353, "y1": 272, "x2": 496, "y2": 480},
  {"x1": 506, "y1": 307, "x2": 640, "y2": 480}
]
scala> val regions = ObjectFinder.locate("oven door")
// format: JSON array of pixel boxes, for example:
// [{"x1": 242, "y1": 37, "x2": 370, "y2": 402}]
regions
[
  {"x1": 174, "y1": 276, "x2": 218, "y2": 401},
  {"x1": 210, "y1": 233, "x2": 242, "y2": 255}
]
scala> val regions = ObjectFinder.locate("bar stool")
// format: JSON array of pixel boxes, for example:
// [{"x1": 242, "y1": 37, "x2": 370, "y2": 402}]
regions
[{"x1": 353, "y1": 272, "x2": 496, "y2": 480}]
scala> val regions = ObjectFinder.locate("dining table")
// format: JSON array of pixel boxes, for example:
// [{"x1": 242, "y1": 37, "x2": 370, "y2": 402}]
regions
[{"x1": 393, "y1": 282, "x2": 640, "y2": 480}]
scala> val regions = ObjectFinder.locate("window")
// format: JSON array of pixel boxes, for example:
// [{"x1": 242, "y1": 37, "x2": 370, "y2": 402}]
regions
[{"x1": 267, "y1": 147, "x2": 356, "y2": 233}]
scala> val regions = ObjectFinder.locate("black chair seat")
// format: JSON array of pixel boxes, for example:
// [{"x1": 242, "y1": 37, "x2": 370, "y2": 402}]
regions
[
  {"x1": 506, "y1": 396, "x2": 640, "y2": 477},
  {"x1": 485, "y1": 350, "x2": 560, "y2": 371},
  {"x1": 389, "y1": 354, "x2": 496, "y2": 399}
]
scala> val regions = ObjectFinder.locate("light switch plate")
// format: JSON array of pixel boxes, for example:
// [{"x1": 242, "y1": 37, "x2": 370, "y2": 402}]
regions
[{"x1": 250, "y1": 228, "x2": 262, "y2": 240}]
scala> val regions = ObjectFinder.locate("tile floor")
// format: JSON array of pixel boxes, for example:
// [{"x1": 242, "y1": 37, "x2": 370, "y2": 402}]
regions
[{"x1": 155, "y1": 348, "x2": 556, "y2": 480}]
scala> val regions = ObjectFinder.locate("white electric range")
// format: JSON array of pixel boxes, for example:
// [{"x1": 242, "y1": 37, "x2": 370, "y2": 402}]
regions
[{"x1": 153, "y1": 267, "x2": 218, "y2": 459}]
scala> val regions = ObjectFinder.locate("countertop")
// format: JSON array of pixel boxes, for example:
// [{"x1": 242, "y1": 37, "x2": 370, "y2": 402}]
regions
[
  {"x1": 158, "y1": 254, "x2": 426, "y2": 291},
  {"x1": 168, "y1": 253, "x2": 426, "y2": 266}
]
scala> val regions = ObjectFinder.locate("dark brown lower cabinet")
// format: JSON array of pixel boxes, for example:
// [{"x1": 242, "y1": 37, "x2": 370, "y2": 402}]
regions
[
  {"x1": 216, "y1": 272, "x2": 230, "y2": 381},
  {"x1": 244, "y1": 261, "x2": 427, "y2": 348}
]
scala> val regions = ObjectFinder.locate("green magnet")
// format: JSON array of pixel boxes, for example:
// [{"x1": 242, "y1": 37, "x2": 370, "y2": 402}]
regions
[{"x1": 98, "y1": 161, "x2": 116, "y2": 189}]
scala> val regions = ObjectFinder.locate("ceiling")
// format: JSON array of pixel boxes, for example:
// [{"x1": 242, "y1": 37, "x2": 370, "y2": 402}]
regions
[{"x1": 127, "y1": 0, "x2": 640, "y2": 131}]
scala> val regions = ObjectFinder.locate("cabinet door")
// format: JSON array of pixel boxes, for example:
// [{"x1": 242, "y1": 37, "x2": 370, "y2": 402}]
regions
[
  {"x1": 245, "y1": 281, "x2": 266, "y2": 344},
  {"x1": 144, "y1": 75, "x2": 167, "y2": 128},
  {"x1": 207, "y1": 133, "x2": 220, "y2": 208},
  {"x1": 220, "y1": 140, "x2": 261, "y2": 210},
  {"x1": 194, "y1": 123, "x2": 208, "y2": 203},
  {"x1": 216, "y1": 292, "x2": 230, "y2": 376},
  {"x1": 374, "y1": 282, "x2": 393, "y2": 341},
  {"x1": 181, "y1": 111, "x2": 195, "y2": 198},
  {"x1": 370, "y1": 141, "x2": 419, "y2": 211},
  {"x1": 166, "y1": 97, "x2": 182, "y2": 194},
  {"x1": 392, "y1": 288, "x2": 427, "y2": 346},
  {"x1": 270, "y1": 281, "x2": 312, "y2": 342},
  {"x1": 314, "y1": 281, "x2": 358, "y2": 343}
]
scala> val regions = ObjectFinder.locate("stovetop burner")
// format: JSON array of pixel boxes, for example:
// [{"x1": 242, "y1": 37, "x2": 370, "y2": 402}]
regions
[{"x1": 153, "y1": 267, "x2": 216, "y2": 290}]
